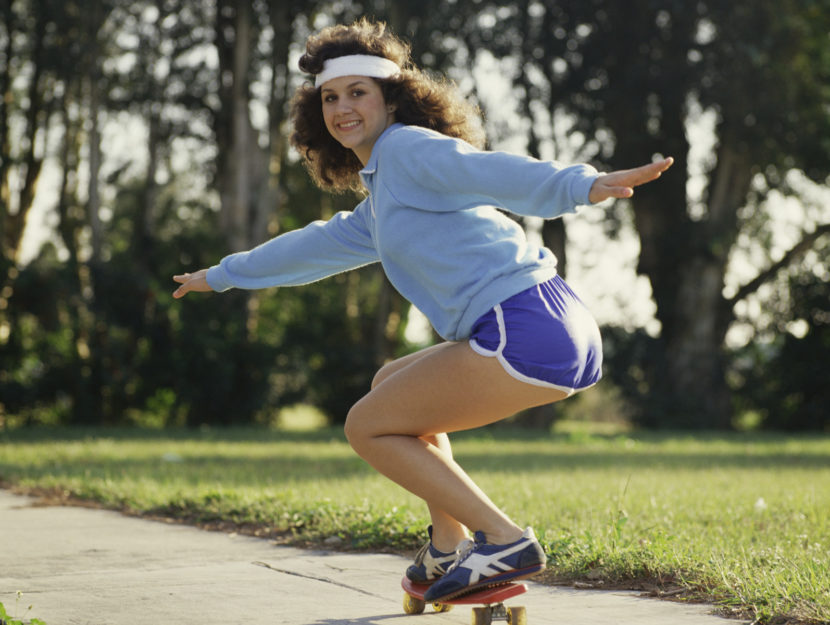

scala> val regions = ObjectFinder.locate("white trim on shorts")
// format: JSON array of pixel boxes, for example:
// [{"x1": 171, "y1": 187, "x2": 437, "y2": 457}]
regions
[{"x1": 468, "y1": 303, "x2": 577, "y2": 396}]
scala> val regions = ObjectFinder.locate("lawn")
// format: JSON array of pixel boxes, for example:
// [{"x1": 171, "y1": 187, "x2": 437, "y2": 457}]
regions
[{"x1": 1, "y1": 424, "x2": 828, "y2": 625}]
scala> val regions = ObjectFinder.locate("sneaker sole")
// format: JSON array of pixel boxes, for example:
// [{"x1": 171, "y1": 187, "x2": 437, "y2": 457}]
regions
[
  {"x1": 425, "y1": 563, "x2": 545, "y2": 602},
  {"x1": 404, "y1": 573, "x2": 439, "y2": 586}
]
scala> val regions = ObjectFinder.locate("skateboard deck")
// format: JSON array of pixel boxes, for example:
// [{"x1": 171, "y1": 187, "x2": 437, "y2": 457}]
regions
[{"x1": 401, "y1": 577, "x2": 528, "y2": 624}]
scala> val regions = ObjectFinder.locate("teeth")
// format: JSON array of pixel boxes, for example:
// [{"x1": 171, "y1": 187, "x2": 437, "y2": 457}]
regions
[{"x1": 339, "y1": 121, "x2": 360, "y2": 129}]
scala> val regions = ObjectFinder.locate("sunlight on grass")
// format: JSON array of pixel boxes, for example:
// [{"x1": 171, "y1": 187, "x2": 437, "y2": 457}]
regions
[{"x1": 274, "y1": 404, "x2": 329, "y2": 431}]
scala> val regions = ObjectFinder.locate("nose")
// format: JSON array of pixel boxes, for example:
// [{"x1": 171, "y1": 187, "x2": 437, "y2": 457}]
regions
[{"x1": 335, "y1": 97, "x2": 353, "y2": 114}]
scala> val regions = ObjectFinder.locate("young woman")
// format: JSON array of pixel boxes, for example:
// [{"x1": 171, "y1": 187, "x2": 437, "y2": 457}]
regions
[{"x1": 173, "y1": 19, "x2": 672, "y2": 602}]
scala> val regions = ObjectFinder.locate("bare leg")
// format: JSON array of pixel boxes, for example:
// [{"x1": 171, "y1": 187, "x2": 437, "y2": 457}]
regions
[
  {"x1": 419, "y1": 433, "x2": 469, "y2": 551},
  {"x1": 371, "y1": 344, "x2": 468, "y2": 551},
  {"x1": 346, "y1": 341, "x2": 567, "y2": 545}
]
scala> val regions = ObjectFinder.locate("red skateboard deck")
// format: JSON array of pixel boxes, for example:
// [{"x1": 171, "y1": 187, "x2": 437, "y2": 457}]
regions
[{"x1": 401, "y1": 577, "x2": 528, "y2": 624}]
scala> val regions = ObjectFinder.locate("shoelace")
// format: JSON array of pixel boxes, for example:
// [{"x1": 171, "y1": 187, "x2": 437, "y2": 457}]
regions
[
  {"x1": 412, "y1": 541, "x2": 430, "y2": 565},
  {"x1": 445, "y1": 537, "x2": 476, "y2": 573}
]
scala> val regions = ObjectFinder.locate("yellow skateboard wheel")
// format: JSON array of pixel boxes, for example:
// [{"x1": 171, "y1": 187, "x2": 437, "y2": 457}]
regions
[{"x1": 403, "y1": 592, "x2": 425, "y2": 614}]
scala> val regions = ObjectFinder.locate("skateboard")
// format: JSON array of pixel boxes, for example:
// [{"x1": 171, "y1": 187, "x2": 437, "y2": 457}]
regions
[{"x1": 401, "y1": 577, "x2": 528, "y2": 625}]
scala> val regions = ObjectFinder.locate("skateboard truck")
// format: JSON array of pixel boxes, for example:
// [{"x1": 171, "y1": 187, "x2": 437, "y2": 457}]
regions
[
  {"x1": 472, "y1": 602, "x2": 527, "y2": 624},
  {"x1": 401, "y1": 577, "x2": 528, "y2": 624}
]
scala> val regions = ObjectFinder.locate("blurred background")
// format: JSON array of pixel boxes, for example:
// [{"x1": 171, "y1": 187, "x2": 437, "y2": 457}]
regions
[{"x1": 1, "y1": 0, "x2": 828, "y2": 431}]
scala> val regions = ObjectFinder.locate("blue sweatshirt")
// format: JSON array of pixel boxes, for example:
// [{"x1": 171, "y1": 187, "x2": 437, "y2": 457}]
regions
[{"x1": 206, "y1": 123, "x2": 598, "y2": 340}]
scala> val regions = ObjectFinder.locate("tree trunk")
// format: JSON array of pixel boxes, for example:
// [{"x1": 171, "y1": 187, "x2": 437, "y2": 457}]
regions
[
  {"x1": 2, "y1": 5, "x2": 46, "y2": 283},
  {"x1": 82, "y1": 1, "x2": 108, "y2": 424},
  {"x1": 626, "y1": 129, "x2": 753, "y2": 427},
  {"x1": 53, "y1": 82, "x2": 92, "y2": 424},
  {"x1": 662, "y1": 254, "x2": 732, "y2": 427},
  {"x1": 215, "y1": 1, "x2": 272, "y2": 253},
  {"x1": 86, "y1": 74, "x2": 103, "y2": 267},
  {"x1": 667, "y1": 140, "x2": 753, "y2": 427},
  {"x1": 0, "y1": 0, "x2": 14, "y2": 262}
]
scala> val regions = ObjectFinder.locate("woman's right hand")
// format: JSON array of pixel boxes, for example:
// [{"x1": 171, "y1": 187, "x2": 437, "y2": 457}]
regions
[
  {"x1": 172, "y1": 269, "x2": 213, "y2": 299},
  {"x1": 588, "y1": 157, "x2": 674, "y2": 203}
]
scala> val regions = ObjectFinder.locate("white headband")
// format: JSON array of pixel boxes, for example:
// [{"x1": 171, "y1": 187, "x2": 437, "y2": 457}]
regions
[{"x1": 315, "y1": 54, "x2": 401, "y2": 88}]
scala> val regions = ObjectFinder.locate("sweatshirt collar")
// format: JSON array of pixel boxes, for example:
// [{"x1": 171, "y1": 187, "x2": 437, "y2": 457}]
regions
[{"x1": 360, "y1": 122, "x2": 404, "y2": 177}]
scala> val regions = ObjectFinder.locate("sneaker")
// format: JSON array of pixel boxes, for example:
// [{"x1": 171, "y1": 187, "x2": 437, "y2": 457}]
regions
[
  {"x1": 405, "y1": 526, "x2": 458, "y2": 584},
  {"x1": 423, "y1": 527, "x2": 546, "y2": 602}
]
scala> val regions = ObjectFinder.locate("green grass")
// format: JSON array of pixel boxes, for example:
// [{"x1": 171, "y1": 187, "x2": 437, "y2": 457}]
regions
[{"x1": 1, "y1": 424, "x2": 828, "y2": 625}]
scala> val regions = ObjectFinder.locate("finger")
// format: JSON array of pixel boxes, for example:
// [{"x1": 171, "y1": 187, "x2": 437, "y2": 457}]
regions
[
  {"x1": 621, "y1": 161, "x2": 671, "y2": 187},
  {"x1": 172, "y1": 274, "x2": 189, "y2": 284},
  {"x1": 643, "y1": 158, "x2": 672, "y2": 180},
  {"x1": 173, "y1": 280, "x2": 198, "y2": 298},
  {"x1": 643, "y1": 157, "x2": 674, "y2": 178},
  {"x1": 609, "y1": 186, "x2": 634, "y2": 199},
  {"x1": 591, "y1": 157, "x2": 673, "y2": 203},
  {"x1": 589, "y1": 184, "x2": 632, "y2": 203}
]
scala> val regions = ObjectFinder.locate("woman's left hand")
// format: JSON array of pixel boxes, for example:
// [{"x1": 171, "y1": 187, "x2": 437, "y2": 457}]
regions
[
  {"x1": 172, "y1": 269, "x2": 212, "y2": 299},
  {"x1": 588, "y1": 157, "x2": 674, "y2": 204}
]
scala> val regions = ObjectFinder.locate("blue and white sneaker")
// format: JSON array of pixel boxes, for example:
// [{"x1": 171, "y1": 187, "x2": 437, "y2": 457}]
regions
[
  {"x1": 405, "y1": 526, "x2": 458, "y2": 584},
  {"x1": 423, "y1": 528, "x2": 546, "y2": 602}
]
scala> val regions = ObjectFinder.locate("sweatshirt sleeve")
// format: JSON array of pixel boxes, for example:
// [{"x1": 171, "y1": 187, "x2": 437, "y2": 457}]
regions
[
  {"x1": 378, "y1": 127, "x2": 598, "y2": 219},
  {"x1": 205, "y1": 200, "x2": 379, "y2": 293}
]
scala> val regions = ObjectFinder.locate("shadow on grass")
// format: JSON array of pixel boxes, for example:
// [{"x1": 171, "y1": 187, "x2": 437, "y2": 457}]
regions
[{"x1": 2, "y1": 426, "x2": 828, "y2": 480}]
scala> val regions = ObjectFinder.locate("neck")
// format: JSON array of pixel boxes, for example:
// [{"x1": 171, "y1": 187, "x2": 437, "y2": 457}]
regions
[{"x1": 354, "y1": 115, "x2": 397, "y2": 165}]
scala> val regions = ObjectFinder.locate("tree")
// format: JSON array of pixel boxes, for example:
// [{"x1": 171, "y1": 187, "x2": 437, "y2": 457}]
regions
[
  {"x1": 0, "y1": 0, "x2": 111, "y2": 423},
  {"x1": 9, "y1": 1, "x2": 825, "y2": 430},
  {"x1": 471, "y1": 0, "x2": 830, "y2": 427},
  {"x1": 735, "y1": 233, "x2": 830, "y2": 430},
  {"x1": 0, "y1": 0, "x2": 54, "y2": 295}
]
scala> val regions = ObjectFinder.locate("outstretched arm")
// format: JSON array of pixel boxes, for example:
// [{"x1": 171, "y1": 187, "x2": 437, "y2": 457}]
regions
[
  {"x1": 172, "y1": 202, "x2": 380, "y2": 300},
  {"x1": 588, "y1": 157, "x2": 674, "y2": 204}
]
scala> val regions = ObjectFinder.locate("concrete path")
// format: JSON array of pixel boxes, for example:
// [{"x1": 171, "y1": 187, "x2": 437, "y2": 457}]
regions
[{"x1": 0, "y1": 490, "x2": 746, "y2": 625}]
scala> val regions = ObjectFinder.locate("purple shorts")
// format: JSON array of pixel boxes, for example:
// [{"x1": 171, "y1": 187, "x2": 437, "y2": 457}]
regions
[{"x1": 468, "y1": 275, "x2": 603, "y2": 394}]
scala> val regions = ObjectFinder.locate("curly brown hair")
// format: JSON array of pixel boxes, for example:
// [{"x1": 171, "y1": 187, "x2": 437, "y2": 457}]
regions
[{"x1": 290, "y1": 18, "x2": 485, "y2": 193}]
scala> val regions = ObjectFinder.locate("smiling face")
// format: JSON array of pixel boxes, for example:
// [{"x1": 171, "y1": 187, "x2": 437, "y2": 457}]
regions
[{"x1": 321, "y1": 75, "x2": 396, "y2": 165}]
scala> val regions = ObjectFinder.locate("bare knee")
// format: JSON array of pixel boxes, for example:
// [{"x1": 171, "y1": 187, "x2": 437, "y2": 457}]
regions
[
  {"x1": 344, "y1": 399, "x2": 373, "y2": 456},
  {"x1": 351, "y1": 366, "x2": 400, "y2": 456},
  {"x1": 345, "y1": 394, "x2": 426, "y2": 458},
  {"x1": 370, "y1": 364, "x2": 391, "y2": 390}
]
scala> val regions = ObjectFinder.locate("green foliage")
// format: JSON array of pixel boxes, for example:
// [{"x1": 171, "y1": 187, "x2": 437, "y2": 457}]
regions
[
  {"x1": 1, "y1": 165, "x2": 404, "y2": 426},
  {"x1": 0, "y1": 1, "x2": 414, "y2": 428},
  {"x1": 733, "y1": 245, "x2": 830, "y2": 431},
  {"x1": 468, "y1": 0, "x2": 830, "y2": 428},
  {"x1": 0, "y1": 593, "x2": 47, "y2": 625},
  {"x1": 2, "y1": 0, "x2": 829, "y2": 431},
  {"x1": 596, "y1": 326, "x2": 669, "y2": 428}
]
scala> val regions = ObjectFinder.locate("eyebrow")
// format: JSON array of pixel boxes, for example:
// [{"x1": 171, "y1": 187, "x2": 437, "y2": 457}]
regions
[{"x1": 321, "y1": 80, "x2": 369, "y2": 93}]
